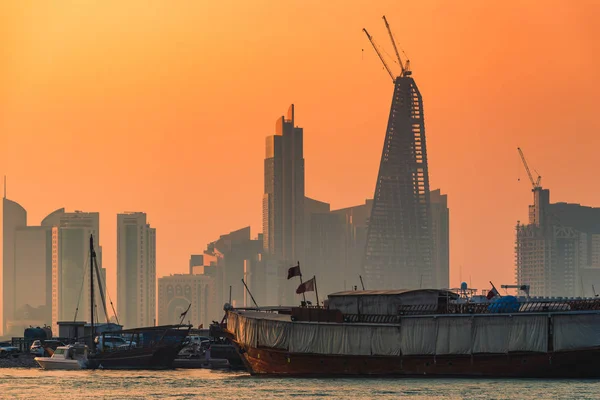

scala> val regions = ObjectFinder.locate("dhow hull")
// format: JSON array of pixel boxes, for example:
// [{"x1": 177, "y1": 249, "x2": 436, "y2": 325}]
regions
[{"x1": 238, "y1": 345, "x2": 600, "y2": 378}]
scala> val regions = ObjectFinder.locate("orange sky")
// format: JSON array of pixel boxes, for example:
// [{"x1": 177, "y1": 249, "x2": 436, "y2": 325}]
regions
[{"x1": 1, "y1": 0, "x2": 599, "y2": 309}]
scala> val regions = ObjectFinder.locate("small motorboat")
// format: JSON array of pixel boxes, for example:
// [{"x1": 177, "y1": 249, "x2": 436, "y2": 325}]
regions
[{"x1": 35, "y1": 344, "x2": 89, "y2": 370}]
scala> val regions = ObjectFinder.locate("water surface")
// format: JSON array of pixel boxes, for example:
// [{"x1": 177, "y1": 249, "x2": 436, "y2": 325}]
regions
[{"x1": 0, "y1": 368, "x2": 598, "y2": 399}]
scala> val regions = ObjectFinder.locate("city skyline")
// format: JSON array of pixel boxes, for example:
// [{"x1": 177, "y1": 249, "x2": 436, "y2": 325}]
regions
[{"x1": 2, "y1": 1, "x2": 599, "y2": 314}]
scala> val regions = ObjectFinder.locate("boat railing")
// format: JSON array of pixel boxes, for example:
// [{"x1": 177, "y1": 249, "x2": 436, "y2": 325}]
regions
[
  {"x1": 95, "y1": 325, "x2": 192, "y2": 352},
  {"x1": 339, "y1": 299, "x2": 600, "y2": 321},
  {"x1": 400, "y1": 299, "x2": 600, "y2": 316}
]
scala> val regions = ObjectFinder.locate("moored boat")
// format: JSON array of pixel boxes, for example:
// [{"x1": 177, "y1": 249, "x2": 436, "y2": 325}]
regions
[
  {"x1": 82, "y1": 234, "x2": 191, "y2": 370},
  {"x1": 224, "y1": 289, "x2": 600, "y2": 378},
  {"x1": 35, "y1": 344, "x2": 89, "y2": 370}
]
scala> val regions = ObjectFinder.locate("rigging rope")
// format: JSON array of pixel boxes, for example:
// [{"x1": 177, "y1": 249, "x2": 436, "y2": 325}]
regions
[
  {"x1": 73, "y1": 255, "x2": 90, "y2": 322},
  {"x1": 93, "y1": 255, "x2": 110, "y2": 323},
  {"x1": 93, "y1": 254, "x2": 120, "y2": 326}
]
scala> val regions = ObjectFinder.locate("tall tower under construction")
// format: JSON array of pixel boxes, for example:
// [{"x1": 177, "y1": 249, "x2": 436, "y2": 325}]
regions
[{"x1": 362, "y1": 18, "x2": 434, "y2": 289}]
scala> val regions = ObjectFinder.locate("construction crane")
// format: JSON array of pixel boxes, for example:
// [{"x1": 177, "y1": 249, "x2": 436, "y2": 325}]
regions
[
  {"x1": 501, "y1": 284, "x2": 530, "y2": 298},
  {"x1": 362, "y1": 28, "x2": 395, "y2": 82},
  {"x1": 517, "y1": 147, "x2": 542, "y2": 190},
  {"x1": 382, "y1": 15, "x2": 407, "y2": 77}
]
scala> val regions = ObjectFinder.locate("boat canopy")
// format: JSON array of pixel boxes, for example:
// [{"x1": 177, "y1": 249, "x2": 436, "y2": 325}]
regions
[{"x1": 327, "y1": 289, "x2": 459, "y2": 315}]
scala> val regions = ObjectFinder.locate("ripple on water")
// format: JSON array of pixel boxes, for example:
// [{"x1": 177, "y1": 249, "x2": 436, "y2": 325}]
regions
[{"x1": 0, "y1": 369, "x2": 599, "y2": 399}]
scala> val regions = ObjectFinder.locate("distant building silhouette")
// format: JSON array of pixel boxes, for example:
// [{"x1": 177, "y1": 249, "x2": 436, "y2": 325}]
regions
[
  {"x1": 2, "y1": 192, "x2": 27, "y2": 335},
  {"x1": 157, "y1": 274, "x2": 215, "y2": 327},
  {"x1": 51, "y1": 211, "x2": 105, "y2": 334},
  {"x1": 7, "y1": 208, "x2": 65, "y2": 336},
  {"x1": 305, "y1": 199, "x2": 373, "y2": 296},
  {"x1": 263, "y1": 104, "x2": 305, "y2": 271},
  {"x1": 117, "y1": 212, "x2": 156, "y2": 329},
  {"x1": 516, "y1": 188, "x2": 600, "y2": 297},
  {"x1": 362, "y1": 72, "x2": 435, "y2": 290},
  {"x1": 430, "y1": 190, "x2": 450, "y2": 289},
  {"x1": 189, "y1": 254, "x2": 204, "y2": 275},
  {"x1": 1, "y1": 185, "x2": 65, "y2": 336}
]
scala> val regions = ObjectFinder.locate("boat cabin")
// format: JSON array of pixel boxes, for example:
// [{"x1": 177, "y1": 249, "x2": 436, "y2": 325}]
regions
[
  {"x1": 327, "y1": 289, "x2": 459, "y2": 316},
  {"x1": 51, "y1": 344, "x2": 88, "y2": 360}
]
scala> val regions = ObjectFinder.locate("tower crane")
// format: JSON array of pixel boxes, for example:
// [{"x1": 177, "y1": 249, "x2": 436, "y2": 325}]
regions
[
  {"x1": 501, "y1": 284, "x2": 530, "y2": 298},
  {"x1": 382, "y1": 15, "x2": 408, "y2": 77},
  {"x1": 362, "y1": 28, "x2": 395, "y2": 82},
  {"x1": 517, "y1": 147, "x2": 542, "y2": 190}
]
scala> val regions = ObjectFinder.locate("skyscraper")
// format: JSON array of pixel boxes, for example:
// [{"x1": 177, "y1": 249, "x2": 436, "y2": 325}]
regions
[
  {"x1": 51, "y1": 211, "x2": 105, "y2": 333},
  {"x1": 263, "y1": 104, "x2": 305, "y2": 267},
  {"x1": 117, "y1": 212, "x2": 156, "y2": 328},
  {"x1": 430, "y1": 190, "x2": 450, "y2": 289},
  {"x1": 10, "y1": 208, "x2": 64, "y2": 336},
  {"x1": 362, "y1": 59, "x2": 435, "y2": 289},
  {"x1": 516, "y1": 188, "x2": 600, "y2": 297},
  {"x1": 2, "y1": 190, "x2": 27, "y2": 335}
]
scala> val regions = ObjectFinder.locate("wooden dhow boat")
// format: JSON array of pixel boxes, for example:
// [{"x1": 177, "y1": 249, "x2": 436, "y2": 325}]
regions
[{"x1": 223, "y1": 289, "x2": 600, "y2": 378}]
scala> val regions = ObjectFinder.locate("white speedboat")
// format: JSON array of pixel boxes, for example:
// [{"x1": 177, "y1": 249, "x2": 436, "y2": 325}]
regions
[{"x1": 35, "y1": 344, "x2": 89, "y2": 370}]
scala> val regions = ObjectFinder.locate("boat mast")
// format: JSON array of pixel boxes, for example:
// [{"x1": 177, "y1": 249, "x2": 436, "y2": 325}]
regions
[{"x1": 90, "y1": 234, "x2": 95, "y2": 352}]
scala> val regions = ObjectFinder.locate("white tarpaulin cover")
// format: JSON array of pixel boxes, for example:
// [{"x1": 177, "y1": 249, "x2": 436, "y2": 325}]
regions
[
  {"x1": 327, "y1": 296, "x2": 359, "y2": 315},
  {"x1": 508, "y1": 315, "x2": 547, "y2": 352},
  {"x1": 472, "y1": 316, "x2": 510, "y2": 353},
  {"x1": 289, "y1": 323, "x2": 320, "y2": 353},
  {"x1": 258, "y1": 319, "x2": 290, "y2": 349},
  {"x1": 553, "y1": 313, "x2": 600, "y2": 351},
  {"x1": 436, "y1": 317, "x2": 473, "y2": 355},
  {"x1": 346, "y1": 325, "x2": 373, "y2": 356},
  {"x1": 400, "y1": 317, "x2": 437, "y2": 355},
  {"x1": 231, "y1": 311, "x2": 556, "y2": 356},
  {"x1": 327, "y1": 291, "x2": 443, "y2": 315},
  {"x1": 314, "y1": 325, "x2": 348, "y2": 355},
  {"x1": 238, "y1": 315, "x2": 258, "y2": 348},
  {"x1": 371, "y1": 326, "x2": 402, "y2": 356},
  {"x1": 227, "y1": 312, "x2": 238, "y2": 335},
  {"x1": 235, "y1": 314, "x2": 245, "y2": 345}
]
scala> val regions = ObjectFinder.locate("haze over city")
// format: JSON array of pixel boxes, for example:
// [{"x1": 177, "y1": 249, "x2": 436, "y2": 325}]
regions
[{"x1": 2, "y1": 0, "x2": 599, "y2": 314}]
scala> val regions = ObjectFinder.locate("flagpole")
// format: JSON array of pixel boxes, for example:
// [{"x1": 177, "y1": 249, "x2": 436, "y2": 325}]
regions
[
  {"x1": 313, "y1": 275, "x2": 320, "y2": 308},
  {"x1": 241, "y1": 279, "x2": 259, "y2": 308},
  {"x1": 297, "y1": 262, "x2": 306, "y2": 303}
]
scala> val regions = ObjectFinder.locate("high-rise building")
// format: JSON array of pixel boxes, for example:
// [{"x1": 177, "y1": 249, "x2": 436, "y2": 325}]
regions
[
  {"x1": 263, "y1": 104, "x2": 305, "y2": 268},
  {"x1": 362, "y1": 67, "x2": 435, "y2": 290},
  {"x1": 430, "y1": 190, "x2": 450, "y2": 289},
  {"x1": 157, "y1": 273, "x2": 215, "y2": 327},
  {"x1": 51, "y1": 211, "x2": 105, "y2": 333},
  {"x1": 189, "y1": 255, "x2": 204, "y2": 275},
  {"x1": 3, "y1": 204, "x2": 63, "y2": 336},
  {"x1": 305, "y1": 199, "x2": 373, "y2": 297},
  {"x1": 117, "y1": 212, "x2": 156, "y2": 328},
  {"x1": 193, "y1": 227, "x2": 270, "y2": 317},
  {"x1": 516, "y1": 188, "x2": 600, "y2": 297},
  {"x1": 2, "y1": 192, "x2": 27, "y2": 335},
  {"x1": 12, "y1": 226, "x2": 53, "y2": 335},
  {"x1": 331, "y1": 199, "x2": 373, "y2": 289}
]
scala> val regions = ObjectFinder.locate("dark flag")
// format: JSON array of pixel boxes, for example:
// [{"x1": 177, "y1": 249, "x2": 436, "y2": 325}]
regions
[
  {"x1": 296, "y1": 277, "x2": 315, "y2": 294},
  {"x1": 486, "y1": 287, "x2": 499, "y2": 300},
  {"x1": 287, "y1": 264, "x2": 301, "y2": 280}
]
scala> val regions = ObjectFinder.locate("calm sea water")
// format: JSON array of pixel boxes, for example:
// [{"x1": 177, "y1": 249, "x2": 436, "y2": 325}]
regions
[{"x1": 0, "y1": 368, "x2": 598, "y2": 399}]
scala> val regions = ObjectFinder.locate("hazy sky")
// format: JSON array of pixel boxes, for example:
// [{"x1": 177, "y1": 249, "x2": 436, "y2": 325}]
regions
[{"x1": 1, "y1": 0, "x2": 599, "y2": 307}]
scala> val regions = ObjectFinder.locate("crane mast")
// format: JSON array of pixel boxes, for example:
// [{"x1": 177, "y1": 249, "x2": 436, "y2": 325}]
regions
[
  {"x1": 382, "y1": 15, "x2": 406, "y2": 77},
  {"x1": 501, "y1": 284, "x2": 531, "y2": 298},
  {"x1": 362, "y1": 28, "x2": 395, "y2": 82},
  {"x1": 517, "y1": 147, "x2": 542, "y2": 190}
]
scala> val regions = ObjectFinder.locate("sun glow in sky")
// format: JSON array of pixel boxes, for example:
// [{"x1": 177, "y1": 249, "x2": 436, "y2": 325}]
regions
[{"x1": 1, "y1": 0, "x2": 600, "y2": 312}]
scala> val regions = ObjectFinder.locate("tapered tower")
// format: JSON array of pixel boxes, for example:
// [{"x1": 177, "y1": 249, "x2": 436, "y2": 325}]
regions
[{"x1": 362, "y1": 18, "x2": 434, "y2": 289}]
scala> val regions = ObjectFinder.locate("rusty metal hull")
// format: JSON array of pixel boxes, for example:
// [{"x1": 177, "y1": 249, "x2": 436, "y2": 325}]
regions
[{"x1": 238, "y1": 345, "x2": 600, "y2": 378}]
